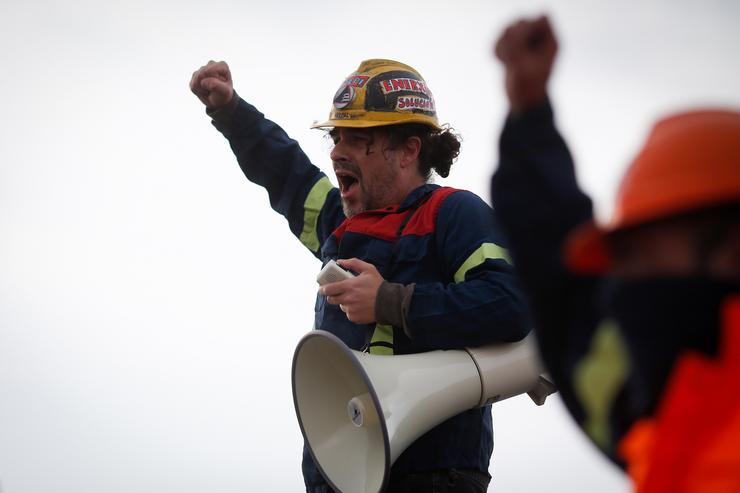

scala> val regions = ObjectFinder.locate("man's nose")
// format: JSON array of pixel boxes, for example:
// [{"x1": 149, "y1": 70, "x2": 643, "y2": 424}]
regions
[{"x1": 330, "y1": 139, "x2": 348, "y2": 163}]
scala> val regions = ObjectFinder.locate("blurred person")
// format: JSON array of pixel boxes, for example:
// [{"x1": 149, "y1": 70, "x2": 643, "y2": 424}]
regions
[
  {"x1": 191, "y1": 59, "x2": 529, "y2": 492},
  {"x1": 490, "y1": 15, "x2": 740, "y2": 492}
]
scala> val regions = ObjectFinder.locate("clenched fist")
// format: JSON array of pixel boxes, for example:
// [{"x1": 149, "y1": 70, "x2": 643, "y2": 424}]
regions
[
  {"x1": 190, "y1": 60, "x2": 234, "y2": 109},
  {"x1": 494, "y1": 16, "x2": 557, "y2": 113}
]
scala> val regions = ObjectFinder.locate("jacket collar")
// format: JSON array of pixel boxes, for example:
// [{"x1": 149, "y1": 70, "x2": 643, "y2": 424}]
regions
[
  {"x1": 349, "y1": 183, "x2": 440, "y2": 218},
  {"x1": 398, "y1": 183, "x2": 440, "y2": 210}
]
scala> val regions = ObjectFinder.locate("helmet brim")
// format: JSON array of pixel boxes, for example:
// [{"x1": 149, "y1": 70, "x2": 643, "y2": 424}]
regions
[
  {"x1": 563, "y1": 221, "x2": 615, "y2": 274},
  {"x1": 311, "y1": 112, "x2": 442, "y2": 131}
]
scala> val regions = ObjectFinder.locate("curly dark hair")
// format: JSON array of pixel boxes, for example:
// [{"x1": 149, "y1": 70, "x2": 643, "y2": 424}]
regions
[
  {"x1": 327, "y1": 123, "x2": 462, "y2": 180},
  {"x1": 380, "y1": 123, "x2": 462, "y2": 179}
]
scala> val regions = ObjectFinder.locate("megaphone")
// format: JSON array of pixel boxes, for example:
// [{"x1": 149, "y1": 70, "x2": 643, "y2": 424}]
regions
[{"x1": 291, "y1": 330, "x2": 555, "y2": 493}]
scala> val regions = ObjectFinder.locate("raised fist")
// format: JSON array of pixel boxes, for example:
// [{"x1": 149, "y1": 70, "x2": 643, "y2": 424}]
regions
[
  {"x1": 494, "y1": 16, "x2": 558, "y2": 112},
  {"x1": 190, "y1": 60, "x2": 235, "y2": 109}
]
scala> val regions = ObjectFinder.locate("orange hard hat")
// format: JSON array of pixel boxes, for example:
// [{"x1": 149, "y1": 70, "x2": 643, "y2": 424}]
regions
[{"x1": 565, "y1": 109, "x2": 740, "y2": 273}]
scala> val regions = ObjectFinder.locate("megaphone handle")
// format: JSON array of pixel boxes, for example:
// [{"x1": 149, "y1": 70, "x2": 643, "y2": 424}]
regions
[{"x1": 527, "y1": 375, "x2": 557, "y2": 406}]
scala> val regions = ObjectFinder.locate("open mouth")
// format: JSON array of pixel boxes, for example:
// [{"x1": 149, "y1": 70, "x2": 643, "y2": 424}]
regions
[{"x1": 335, "y1": 170, "x2": 359, "y2": 197}]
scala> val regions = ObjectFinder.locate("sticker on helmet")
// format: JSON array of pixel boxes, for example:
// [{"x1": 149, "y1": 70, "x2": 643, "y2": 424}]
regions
[
  {"x1": 380, "y1": 78, "x2": 431, "y2": 97},
  {"x1": 345, "y1": 75, "x2": 369, "y2": 88},
  {"x1": 396, "y1": 96, "x2": 435, "y2": 112},
  {"x1": 333, "y1": 85, "x2": 355, "y2": 109}
]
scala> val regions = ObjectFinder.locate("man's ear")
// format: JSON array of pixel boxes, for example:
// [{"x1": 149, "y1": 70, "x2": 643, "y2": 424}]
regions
[{"x1": 399, "y1": 136, "x2": 422, "y2": 169}]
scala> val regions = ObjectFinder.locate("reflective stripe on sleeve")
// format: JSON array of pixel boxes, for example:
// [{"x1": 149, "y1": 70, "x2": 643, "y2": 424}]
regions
[
  {"x1": 573, "y1": 319, "x2": 631, "y2": 449},
  {"x1": 453, "y1": 242, "x2": 510, "y2": 283},
  {"x1": 298, "y1": 176, "x2": 334, "y2": 253},
  {"x1": 368, "y1": 324, "x2": 394, "y2": 355}
]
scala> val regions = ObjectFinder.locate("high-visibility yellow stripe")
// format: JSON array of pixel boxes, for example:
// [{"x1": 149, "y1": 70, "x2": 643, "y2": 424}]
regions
[
  {"x1": 453, "y1": 243, "x2": 510, "y2": 283},
  {"x1": 298, "y1": 177, "x2": 334, "y2": 253},
  {"x1": 369, "y1": 324, "x2": 394, "y2": 355},
  {"x1": 573, "y1": 319, "x2": 630, "y2": 449}
]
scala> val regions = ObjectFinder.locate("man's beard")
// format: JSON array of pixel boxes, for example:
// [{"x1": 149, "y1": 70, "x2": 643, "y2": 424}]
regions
[{"x1": 341, "y1": 196, "x2": 365, "y2": 218}]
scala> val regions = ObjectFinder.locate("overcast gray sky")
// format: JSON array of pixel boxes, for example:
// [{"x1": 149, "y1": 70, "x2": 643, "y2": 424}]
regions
[{"x1": 2, "y1": 0, "x2": 739, "y2": 491}]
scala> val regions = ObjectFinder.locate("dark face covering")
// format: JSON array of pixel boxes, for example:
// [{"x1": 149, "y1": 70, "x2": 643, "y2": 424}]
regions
[{"x1": 605, "y1": 277, "x2": 740, "y2": 417}]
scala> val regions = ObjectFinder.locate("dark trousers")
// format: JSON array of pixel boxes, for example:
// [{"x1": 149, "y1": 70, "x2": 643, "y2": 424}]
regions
[{"x1": 307, "y1": 468, "x2": 491, "y2": 493}]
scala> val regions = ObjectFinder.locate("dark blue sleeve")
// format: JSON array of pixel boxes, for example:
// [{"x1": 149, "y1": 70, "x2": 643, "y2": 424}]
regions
[
  {"x1": 490, "y1": 101, "x2": 628, "y2": 463},
  {"x1": 405, "y1": 190, "x2": 531, "y2": 349},
  {"x1": 491, "y1": 101, "x2": 593, "y2": 279},
  {"x1": 209, "y1": 98, "x2": 344, "y2": 257}
]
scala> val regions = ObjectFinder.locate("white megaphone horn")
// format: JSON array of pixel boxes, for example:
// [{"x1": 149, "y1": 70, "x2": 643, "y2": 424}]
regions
[{"x1": 291, "y1": 330, "x2": 556, "y2": 493}]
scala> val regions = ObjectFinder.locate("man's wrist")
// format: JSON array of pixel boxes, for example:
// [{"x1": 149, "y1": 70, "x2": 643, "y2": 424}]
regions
[
  {"x1": 375, "y1": 281, "x2": 415, "y2": 336},
  {"x1": 508, "y1": 94, "x2": 551, "y2": 119},
  {"x1": 206, "y1": 90, "x2": 240, "y2": 120},
  {"x1": 506, "y1": 96, "x2": 553, "y2": 125}
]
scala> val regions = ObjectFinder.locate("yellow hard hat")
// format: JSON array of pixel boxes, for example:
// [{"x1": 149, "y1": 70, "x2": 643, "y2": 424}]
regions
[{"x1": 311, "y1": 59, "x2": 441, "y2": 130}]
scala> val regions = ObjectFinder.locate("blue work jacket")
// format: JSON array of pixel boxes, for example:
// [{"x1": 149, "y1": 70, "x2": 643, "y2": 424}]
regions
[{"x1": 211, "y1": 97, "x2": 529, "y2": 487}]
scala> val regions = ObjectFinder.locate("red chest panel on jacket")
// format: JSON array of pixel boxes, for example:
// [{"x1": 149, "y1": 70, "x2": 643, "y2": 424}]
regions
[{"x1": 331, "y1": 187, "x2": 460, "y2": 243}]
